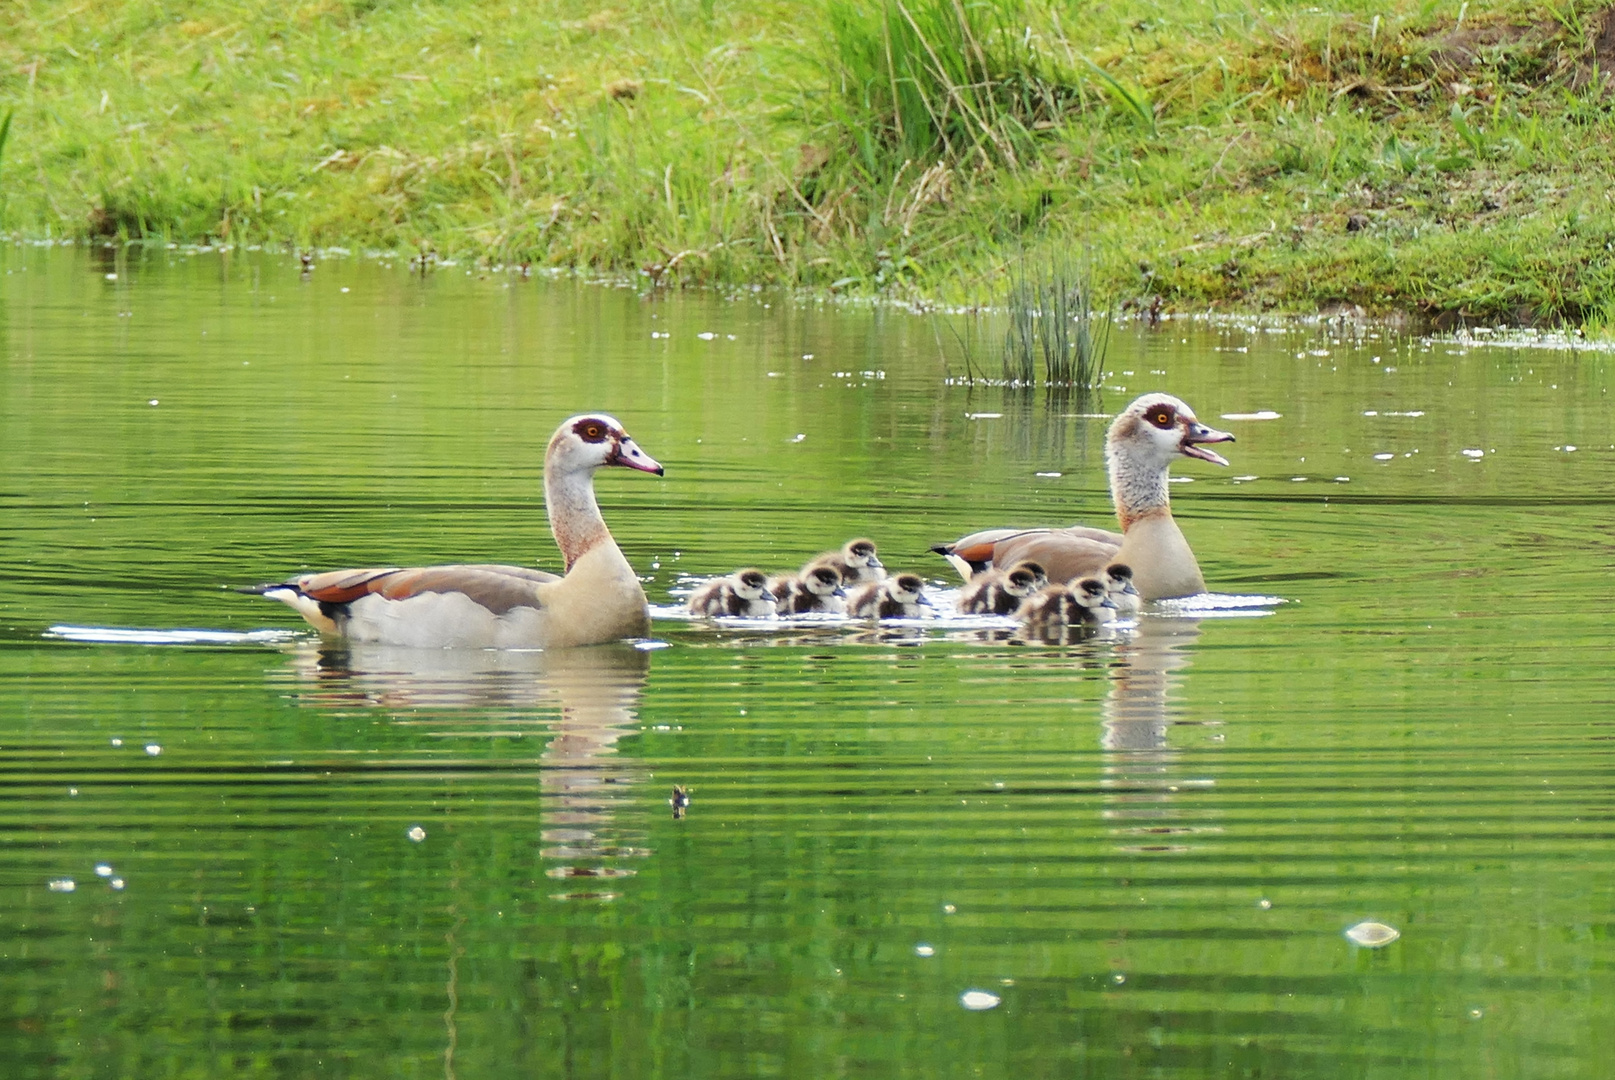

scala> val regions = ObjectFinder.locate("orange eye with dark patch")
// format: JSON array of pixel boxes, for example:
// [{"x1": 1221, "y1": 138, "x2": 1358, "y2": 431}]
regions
[
  {"x1": 575, "y1": 419, "x2": 608, "y2": 442},
  {"x1": 1148, "y1": 407, "x2": 1176, "y2": 429}
]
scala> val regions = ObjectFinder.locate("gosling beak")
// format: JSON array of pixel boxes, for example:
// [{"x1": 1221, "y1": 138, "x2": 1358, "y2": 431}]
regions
[
  {"x1": 833, "y1": 586, "x2": 848, "y2": 598},
  {"x1": 611, "y1": 436, "x2": 665, "y2": 476},
  {"x1": 1180, "y1": 420, "x2": 1234, "y2": 467},
  {"x1": 1102, "y1": 598, "x2": 1118, "y2": 610},
  {"x1": 868, "y1": 555, "x2": 885, "y2": 569},
  {"x1": 1123, "y1": 582, "x2": 1140, "y2": 596}
]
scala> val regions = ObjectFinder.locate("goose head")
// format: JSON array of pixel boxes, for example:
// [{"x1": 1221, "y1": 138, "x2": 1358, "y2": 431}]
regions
[
  {"x1": 733, "y1": 568, "x2": 770, "y2": 601},
  {"x1": 842, "y1": 538, "x2": 883, "y2": 574},
  {"x1": 1108, "y1": 394, "x2": 1234, "y2": 471},
  {"x1": 803, "y1": 564, "x2": 845, "y2": 598},
  {"x1": 1073, "y1": 576, "x2": 1118, "y2": 614},
  {"x1": 548, "y1": 414, "x2": 665, "y2": 476},
  {"x1": 1006, "y1": 560, "x2": 1048, "y2": 596},
  {"x1": 888, "y1": 573, "x2": 929, "y2": 606},
  {"x1": 1104, "y1": 562, "x2": 1140, "y2": 597}
]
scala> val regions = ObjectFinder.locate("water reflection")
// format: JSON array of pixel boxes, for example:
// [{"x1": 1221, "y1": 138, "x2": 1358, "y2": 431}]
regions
[
  {"x1": 1100, "y1": 617, "x2": 1216, "y2": 848},
  {"x1": 274, "y1": 642, "x2": 652, "y2": 892}
]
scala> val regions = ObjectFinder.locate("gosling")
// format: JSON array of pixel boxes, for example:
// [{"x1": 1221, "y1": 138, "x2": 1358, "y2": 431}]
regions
[
  {"x1": 1017, "y1": 577, "x2": 1116, "y2": 634},
  {"x1": 772, "y1": 563, "x2": 848, "y2": 615},
  {"x1": 812, "y1": 538, "x2": 885, "y2": 586},
  {"x1": 688, "y1": 568, "x2": 779, "y2": 618},
  {"x1": 848, "y1": 573, "x2": 931, "y2": 619},
  {"x1": 958, "y1": 560, "x2": 1048, "y2": 616},
  {"x1": 1104, "y1": 563, "x2": 1142, "y2": 616}
]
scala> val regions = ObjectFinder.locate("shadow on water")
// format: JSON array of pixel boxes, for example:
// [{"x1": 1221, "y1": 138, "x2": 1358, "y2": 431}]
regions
[{"x1": 274, "y1": 641, "x2": 653, "y2": 893}]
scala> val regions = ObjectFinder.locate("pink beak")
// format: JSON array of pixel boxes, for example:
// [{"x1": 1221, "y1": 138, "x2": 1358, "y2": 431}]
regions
[
  {"x1": 610, "y1": 436, "x2": 665, "y2": 476},
  {"x1": 1180, "y1": 420, "x2": 1235, "y2": 467}
]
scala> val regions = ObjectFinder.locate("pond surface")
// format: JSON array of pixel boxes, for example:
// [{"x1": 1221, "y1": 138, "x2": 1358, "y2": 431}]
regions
[{"x1": 2, "y1": 245, "x2": 1613, "y2": 1078}]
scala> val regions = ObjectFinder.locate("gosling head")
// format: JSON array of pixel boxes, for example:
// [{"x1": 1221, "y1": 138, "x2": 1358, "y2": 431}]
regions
[
  {"x1": 804, "y1": 563, "x2": 845, "y2": 597},
  {"x1": 1006, "y1": 560, "x2": 1048, "y2": 596},
  {"x1": 733, "y1": 568, "x2": 770, "y2": 601},
  {"x1": 1104, "y1": 563, "x2": 1139, "y2": 597},
  {"x1": 888, "y1": 573, "x2": 927, "y2": 605},
  {"x1": 843, "y1": 538, "x2": 883, "y2": 572}
]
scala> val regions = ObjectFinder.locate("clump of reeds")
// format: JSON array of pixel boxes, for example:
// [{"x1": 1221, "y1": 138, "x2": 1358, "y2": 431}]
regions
[
  {"x1": 1002, "y1": 253, "x2": 1108, "y2": 389},
  {"x1": 820, "y1": 0, "x2": 1082, "y2": 176}
]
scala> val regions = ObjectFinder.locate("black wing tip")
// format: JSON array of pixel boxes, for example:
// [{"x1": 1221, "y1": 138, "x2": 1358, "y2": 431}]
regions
[
  {"x1": 927, "y1": 543, "x2": 953, "y2": 556},
  {"x1": 237, "y1": 582, "x2": 294, "y2": 596}
]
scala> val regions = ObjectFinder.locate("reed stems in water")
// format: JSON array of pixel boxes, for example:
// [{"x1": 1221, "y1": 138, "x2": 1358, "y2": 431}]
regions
[{"x1": 1002, "y1": 254, "x2": 1109, "y2": 390}]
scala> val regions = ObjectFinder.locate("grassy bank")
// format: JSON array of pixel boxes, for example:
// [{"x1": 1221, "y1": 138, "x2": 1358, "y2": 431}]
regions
[{"x1": 5, "y1": 0, "x2": 1615, "y2": 324}]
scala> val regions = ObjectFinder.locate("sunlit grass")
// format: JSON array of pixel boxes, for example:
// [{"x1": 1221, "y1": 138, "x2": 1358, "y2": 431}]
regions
[{"x1": 4, "y1": 0, "x2": 1615, "y2": 322}]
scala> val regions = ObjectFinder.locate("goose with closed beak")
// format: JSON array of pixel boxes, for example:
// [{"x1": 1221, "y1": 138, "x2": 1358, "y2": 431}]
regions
[
  {"x1": 689, "y1": 568, "x2": 778, "y2": 618},
  {"x1": 1017, "y1": 577, "x2": 1116, "y2": 635},
  {"x1": 773, "y1": 563, "x2": 848, "y2": 615},
  {"x1": 246, "y1": 413, "x2": 664, "y2": 648},
  {"x1": 1103, "y1": 562, "x2": 1142, "y2": 616},
  {"x1": 957, "y1": 560, "x2": 1048, "y2": 616},
  {"x1": 814, "y1": 538, "x2": 885, "y2": 585},
  {"x1": 932, "y1": 394, "x2": 1234, "y2": 600},
  {"x1": 848, "y1": 573, "x2": 930, "y2": 619}
]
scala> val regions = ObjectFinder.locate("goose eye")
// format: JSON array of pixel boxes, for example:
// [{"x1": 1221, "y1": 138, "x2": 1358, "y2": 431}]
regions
[
  {"x1": 575, "y1": 420, "x2": 607, "y2": 442},
  {"x1": 1148, "y1": 408, "x2": 1175, "y2": 429}
]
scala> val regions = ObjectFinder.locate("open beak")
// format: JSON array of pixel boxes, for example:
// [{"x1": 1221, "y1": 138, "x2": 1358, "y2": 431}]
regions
[
  {"x1": 1180, "y1": 420, "x2": 1235, "y2": 467},
  {"x1": 611, "y1": 436, "x2": 665, "y2": 475}
]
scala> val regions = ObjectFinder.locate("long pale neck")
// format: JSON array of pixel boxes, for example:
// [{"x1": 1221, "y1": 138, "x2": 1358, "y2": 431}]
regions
[
  {"x1": 1108, "y1": 452, "x2": 1171, "y2": 531},
  {"x1": 545, "y1": 466, "x2": 611, "y2": 572}
]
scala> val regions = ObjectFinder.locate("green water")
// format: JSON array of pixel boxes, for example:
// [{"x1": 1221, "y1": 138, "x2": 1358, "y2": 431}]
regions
[{"x1": 3, "y1": 245, "x2": 1613, "y2": 1078}]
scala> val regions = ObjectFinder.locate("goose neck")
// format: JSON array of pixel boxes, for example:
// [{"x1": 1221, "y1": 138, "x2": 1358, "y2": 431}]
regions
[
  {"x1": 1108, "y1": 449, "x2": 1171, "y2": 530},
  {"x1": 546, "y1": 466, "x2": 610, "y2": 572}
]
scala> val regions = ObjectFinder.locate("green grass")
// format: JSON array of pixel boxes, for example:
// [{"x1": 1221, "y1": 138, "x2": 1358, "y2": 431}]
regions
[{"x1": 6, "y1": 0, "x2": 1615, "y2": 324}]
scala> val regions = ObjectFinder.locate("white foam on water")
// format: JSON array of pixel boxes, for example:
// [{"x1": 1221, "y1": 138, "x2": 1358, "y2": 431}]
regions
[{"x1": 46, "y1": 625, "x2": 305, "y2": 645}]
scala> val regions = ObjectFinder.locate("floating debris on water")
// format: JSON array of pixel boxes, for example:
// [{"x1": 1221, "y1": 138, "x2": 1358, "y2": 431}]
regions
[
  {"x1": 48, "y1": 879, "x2": 75, "y2": 893},
  {"x1": 407, "y1": 826, "x2": 426, "y2": 842},
  {"x1": 959, "y1": 990, "x2": 1000, "y2": 1011},
  {"x1": 1345, "y1": 921, "x2": 1400, "y2": 947},
  {"x1": 915, "y1": 944, "x2": 935, "y2": 957}
]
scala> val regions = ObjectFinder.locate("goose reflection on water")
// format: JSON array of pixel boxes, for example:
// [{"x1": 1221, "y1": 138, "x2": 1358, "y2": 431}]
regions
[
  {"x1": 273, "y1": 641, "x2": 655, "y2": 896},
  {"x1": 1099, "y1": 615, "x2": 1221, "y2": 852}
]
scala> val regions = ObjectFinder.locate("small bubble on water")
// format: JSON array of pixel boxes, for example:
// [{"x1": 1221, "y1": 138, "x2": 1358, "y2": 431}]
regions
[
  {"x1": 105, "y1": 272, "x2": 118, "y2": 280},
  {"x1": 67, "y1": 788, "x2": 78, "y2": 796},
  {"x1": 1373, "y1": 453, "x2": 1395, "y2": 461},
  {"x1": 407, "y1": 826, "x2": 426, "y2": 842},
  {"x1": 914, "y1": 944, "x2": 935, "y2": 957},
  {"x1": 145, "y1": 744, "x2": 161, "y2": 756},
  {"x1": 110, "y1": 878, "x2": 125, "y2": 890},
  {"x1": 48, "y1": 879, "x2": 75, "y2": 893},
  {"x1": 1469, "y1": 1008, "x2": 1483, "y2": 1020},
  {"x1": 148, "y1": 399, "x2": 159, "y2": 406},
  {"x1": 110, "y1": 738, "x2": 123, "y2": 747},
  {"x1": 790, "y1": 433, "x2": 806, "y2": 443},
  {"x1": 1462, "y1": 448, "x2": 1485, "y2": 459},
  {"x1": 697, "y1": 331, "x2": 715, "y2": 340},
  {"x1": 95, "y1": 864, "x2": 113, "y2": 877},
  {"x1": 959, "y1": 990, "x2": 1000, "y2": 1011},
  {"x1": 942, "y1": 903, "x2": 957, "y2": 914},
  {"x1": 1111, "y1": 973, "x2": 1127, "y2": 985}
]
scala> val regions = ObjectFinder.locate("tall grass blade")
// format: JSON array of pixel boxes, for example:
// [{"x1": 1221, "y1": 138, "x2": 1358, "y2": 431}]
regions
[{"x1": 1081, "y1": 58, "x2": 1155, "y2": 136}]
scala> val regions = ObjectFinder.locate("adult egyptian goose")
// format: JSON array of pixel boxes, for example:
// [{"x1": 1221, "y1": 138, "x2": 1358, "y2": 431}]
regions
[
  {"x1": 932, "y1": 393, "x2": 1234, "y2": 600},
  {"x1": 812, "y1": 538, "x2": 885, "y2": 585},
  {"x1": 688, "y1": 568, "x2": 778, "y2": 618},
  {"x1": 847, "y1": 573, "x2": 930, "y2": 619},
  {"x1": 957, "y1": 559, "x2": 1047, "y2": 616},
  {"x1": 248, "y1": 413, "x2": 664, "y2": 648}
]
